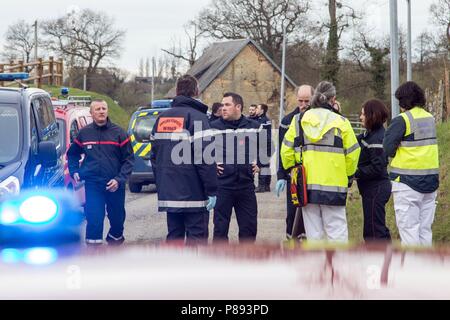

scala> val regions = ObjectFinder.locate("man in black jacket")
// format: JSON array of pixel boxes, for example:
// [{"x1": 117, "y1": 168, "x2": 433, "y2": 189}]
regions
[
  {"x1": 209, "y1": 102, "x2": 223, "y2": 123},
  {"x1": 150, "y1": 75, "x2": 218, "y2": 245},
  {"x1": 275, "y1": 85, "x2": 314, "y2": 239},
  {"x1": 247, "y1": 104, "x2": 259, "y2": 121},
  {"x1": 255, "y1": 103, "x2": 273, "y2": 192},
  {"x1": 210, "y1": 92, "x2": 260, "y2": 242},
  {"x1": 68, "y1": 99, "x2": 134, "y2": 246}
]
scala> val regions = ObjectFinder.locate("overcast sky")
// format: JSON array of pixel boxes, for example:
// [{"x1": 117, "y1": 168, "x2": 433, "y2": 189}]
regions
[{"x1": 0, "y1": 0, "x2": 437, "y2": 74}]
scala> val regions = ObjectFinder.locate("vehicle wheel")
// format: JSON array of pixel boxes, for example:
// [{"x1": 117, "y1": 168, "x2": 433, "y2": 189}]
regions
[{"x1": 129, "y1": 182, "x2": 142, "y2": 193}]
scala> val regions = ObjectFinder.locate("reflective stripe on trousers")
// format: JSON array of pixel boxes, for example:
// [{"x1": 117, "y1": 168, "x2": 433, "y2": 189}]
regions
[{"x1": 158, "y1": 200, "x2": 208, "y2": 208}]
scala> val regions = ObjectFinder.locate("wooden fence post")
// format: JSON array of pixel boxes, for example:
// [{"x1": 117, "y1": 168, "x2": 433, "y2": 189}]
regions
[
  {"x1": 49, "y1": 56, "x2": 54, "y2": 86},
  {"x1": 37, "y1": 58, "x2": 43, "y2": 88},
  {"x1": 444, "y1": 59, "x2": 450, "y2": 121},
  {"x1": 437, "y1": 80, "x2": 444, "y2": 124},
  {"x1": 59, "y1": 58, "x2": 64, "y2": 86}
]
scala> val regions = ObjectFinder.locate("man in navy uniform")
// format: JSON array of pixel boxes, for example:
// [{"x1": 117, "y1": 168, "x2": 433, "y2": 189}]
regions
[
  {"x1": 275, "y1": 85, "x2": 314, "y2": 240},
  {"x1": 68, "y1": 99, "x2": 134, "y2": 246},
  {"x1": 150, "y1": 75, "x2": 218, "y2": 245},
  {"x1": 210, "y1": 92, "x2": 260, "y2": 242}
]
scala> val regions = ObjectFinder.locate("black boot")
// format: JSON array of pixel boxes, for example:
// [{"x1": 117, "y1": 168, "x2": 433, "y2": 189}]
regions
[{"x1": 106, "y1": 233, "x2": 125, "y2": 246}]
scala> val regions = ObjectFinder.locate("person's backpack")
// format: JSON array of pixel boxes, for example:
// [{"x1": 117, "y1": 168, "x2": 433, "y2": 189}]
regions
[{"x1": 289, "y1": 113, "x2": 308, "y2": 207}]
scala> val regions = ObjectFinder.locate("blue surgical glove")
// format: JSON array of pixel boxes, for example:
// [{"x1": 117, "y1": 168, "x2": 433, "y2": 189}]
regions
[
  {"x1": 275, "y1": 179, "x2": 287, "y2": 197},
  {"x1": 206, "y1": 196, "x2": 217, "y2": 211}
]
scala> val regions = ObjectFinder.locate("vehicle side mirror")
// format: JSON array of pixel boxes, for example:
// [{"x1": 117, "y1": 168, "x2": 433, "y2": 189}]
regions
[{"x1": 38, "y1": 141, "x2": 57, "y2": 168}]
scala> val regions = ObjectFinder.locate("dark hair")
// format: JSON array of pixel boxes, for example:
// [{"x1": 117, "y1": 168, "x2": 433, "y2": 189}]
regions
[
  {"x1": 211, "y1": 102, "x2": 222, "y2": 114},
  {"x1": 176, "y1": 74, "x2": 198, "y2": 97},
  {"x1": 223, "y1": 92, "x2": 244, "y2": 110},
  {"x1": 395, "y1": 81, "x2": 426, "y2": 110},
  {"x1": 362, "y1": 99, "x2": 389, "y2": 131},
  {"x1": 258, "y1": 104, "x2": 268, "y2": 114},
  {"x1": 249, "y1": 104, "x2": 257, "y2": 108}
]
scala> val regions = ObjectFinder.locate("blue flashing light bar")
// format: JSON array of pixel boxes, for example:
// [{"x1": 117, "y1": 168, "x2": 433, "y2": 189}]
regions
[{"x1": 0, "y1": 73, "x2": 30, "y2": 81}]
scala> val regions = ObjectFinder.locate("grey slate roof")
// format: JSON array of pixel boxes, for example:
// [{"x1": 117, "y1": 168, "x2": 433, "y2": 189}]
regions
[{"x1": 166, "y1": 39, "x2": 297, "y2": 98}]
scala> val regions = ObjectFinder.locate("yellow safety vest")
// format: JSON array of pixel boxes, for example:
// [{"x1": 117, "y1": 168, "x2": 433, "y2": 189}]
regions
[
  {"x1": 280, "y1": 108, "x2": 360, "y2": 206},
  {"x1": 390, "y1": 107, "x2": 439, "y2": 177}
]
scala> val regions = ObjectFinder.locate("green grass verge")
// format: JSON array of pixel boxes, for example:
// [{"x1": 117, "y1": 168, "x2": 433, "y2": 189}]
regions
[
  {"x1": 43, "y1": 85, "x2": 130, "y2": 129},
  {"x1": 347, "y1": 120, "x2": 450, "y2": 243}
]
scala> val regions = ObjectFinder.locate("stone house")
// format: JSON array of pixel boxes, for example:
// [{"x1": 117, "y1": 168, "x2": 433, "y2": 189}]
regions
[{"x1": 166, "y1": 39, "x2": 298, "y2": 125}]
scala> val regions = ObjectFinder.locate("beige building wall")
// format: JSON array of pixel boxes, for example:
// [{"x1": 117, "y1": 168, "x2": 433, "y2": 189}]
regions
[{"x1": 200, "y1": 44, "x2": 297, "y2": 125}]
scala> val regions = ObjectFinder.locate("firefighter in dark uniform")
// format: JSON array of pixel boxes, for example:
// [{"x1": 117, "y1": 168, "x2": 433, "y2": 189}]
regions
[
  {"x1": 209, "y1": 102, "x2": 223, "y2": 123},
  {"x1": 150, "y1": 75, "x2": 218, "y2": 245},
  {"x1": 247, "y1": 104, "x2": 259, "y2": 121},
  {"x1": 255, "y1": 103, "x2": 273, "y2": 192},
  {"x1": 275, "y1": 85, "x2": 314, "y2": 239},
  {"x1": 356, "y1": 99, "x2": 391, "y2": 241},
  {"x1": 68, "y1": 99, "x2": 134, "y2": 245},
  {"x1": 210, "y1": 92, "x2": 260, "y2": 242}
]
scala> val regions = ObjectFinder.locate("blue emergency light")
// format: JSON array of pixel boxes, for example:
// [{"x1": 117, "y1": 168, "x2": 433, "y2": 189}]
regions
[
  {"x1": 61, "y1": 87, "x2": 69, "y2": 95},
  {"x1": 1, "y1": 247, "x2": 58, "y2": 265},
  {"x1": 0, "y1": 189, "x2": 83, "y2": 246},
  {"x1": 0, "y1": 195, "x2": 58, "y2": 225},
  {"x1": 0, "y1": 72, "x2": 29, "y2": 81}
]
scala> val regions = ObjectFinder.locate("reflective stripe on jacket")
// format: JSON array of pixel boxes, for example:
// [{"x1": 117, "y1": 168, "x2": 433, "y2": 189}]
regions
[{"x1": 280, "y1": 106, "x2": 360, "y2": 206}]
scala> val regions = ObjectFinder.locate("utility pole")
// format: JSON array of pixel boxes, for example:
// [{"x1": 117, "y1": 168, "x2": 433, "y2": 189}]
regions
[
  {"x1": 406, "y1": 0, "x2": 412, "y2": 81},
  {"x1": 390, "y1": 0, "x2": 400, "y2": 118},
  {"x1": 279, "y1": 24, "x2": 287, "y2": 125},
  {"x1": 33, "y1": 20, "x2": 38, "y2": 86},
  {"x1": 151, "y1": 57, "x2": 155, "y2": 104},
  {"x1": 83, "y1": 73, "x2": 87, "y2": 91},
  {"x1": 33, "y1": 20, "x2": 38, "y2": 61}
]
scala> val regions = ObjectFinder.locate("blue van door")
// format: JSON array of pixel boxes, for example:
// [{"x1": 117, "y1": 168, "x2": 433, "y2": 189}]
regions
[{"x1": 28, "y1": 96, "x2": 64, "y2": 188}]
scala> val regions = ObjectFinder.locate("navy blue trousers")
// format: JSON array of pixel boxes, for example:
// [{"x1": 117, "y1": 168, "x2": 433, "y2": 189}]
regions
[
  {"x1": 213, "y1": 187, "x2": 258, "y2": 242},
  {"x1": 84, "y1": 182, "x2": 126, "y2": 244},
  {"x1": 358, "y1": 180, "x2": 392, "y2": 241},
  {"x1": 166, "y1": 211, "x2": 209, "y2": 245}
]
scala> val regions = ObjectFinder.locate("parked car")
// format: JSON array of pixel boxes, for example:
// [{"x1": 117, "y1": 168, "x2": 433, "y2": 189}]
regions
[
  {"x1": 0, "y1": 73, "x2": 64, "y2": 200},
  {"x1": 149, "y1": 99, "x2": 172, "y2": 109},
  {"x1": 127, "y1": 103, "x2": 171, "y2": 193},
  {"x1": 52, "y1": 100, "x2": 92, "y2": 206}
]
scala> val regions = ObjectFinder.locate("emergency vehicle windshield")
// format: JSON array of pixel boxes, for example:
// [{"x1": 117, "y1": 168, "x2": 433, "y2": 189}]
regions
[
  {"x1": 133, "y1": 115, "x2": 157, "y2": 142},
  {"x1": 0, "y1": 104, "x2": 20, "y2": 164}
]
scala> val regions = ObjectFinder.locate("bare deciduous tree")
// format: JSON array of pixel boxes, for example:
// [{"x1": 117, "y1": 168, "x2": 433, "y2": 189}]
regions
[
  {"x1": 429, "y1": 0, "x2": 450, "y2": 56},
  {"x1": 2, "y1": 20, "x2": 35, "y2": 65},
  {"x1": 41, "y1": 9, "x2": 125, "y2": 90},
  {"x1": 161, "y1": 21, "x2": 202, "y2": 67},
  {"x1": 196, "y1": 0, "x2": 311, "y2": 60}
]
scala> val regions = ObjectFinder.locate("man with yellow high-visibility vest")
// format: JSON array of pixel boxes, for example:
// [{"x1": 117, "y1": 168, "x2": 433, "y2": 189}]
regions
[
  {"x1": 384, "y1": 81, "x2": 439, "y2": 246},
  {"x1": 281, "y1": 81, "x2": 360, "y2": 242}
]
